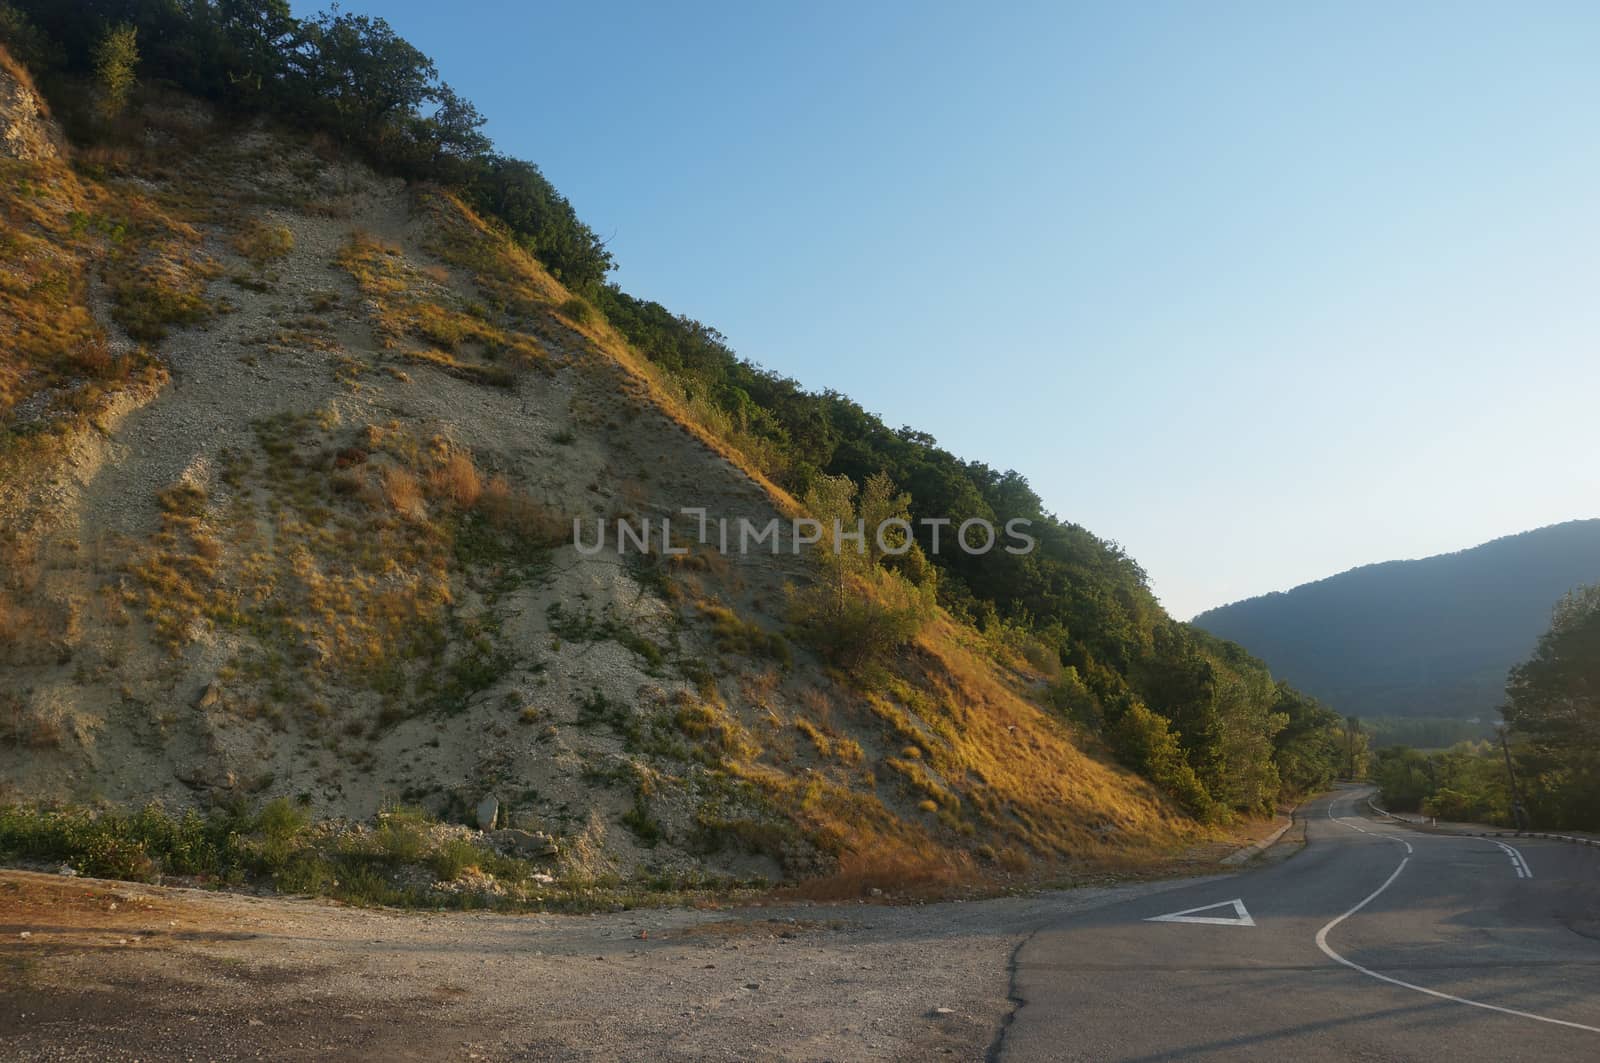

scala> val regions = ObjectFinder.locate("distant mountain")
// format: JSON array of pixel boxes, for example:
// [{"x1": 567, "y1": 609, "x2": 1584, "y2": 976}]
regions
[{"x1": 1191, "y1": 521, "x2": 1600, "y2": 719}]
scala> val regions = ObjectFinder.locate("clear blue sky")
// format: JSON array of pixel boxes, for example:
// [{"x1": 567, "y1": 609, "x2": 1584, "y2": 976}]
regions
[{"x1": 306, "y1": 1, "x2": 1600, "y2": 618}]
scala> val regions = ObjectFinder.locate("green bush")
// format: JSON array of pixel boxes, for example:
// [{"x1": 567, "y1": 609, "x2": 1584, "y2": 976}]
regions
[
  {"x1": 428, "y1": 837, "x2": 483, "y2": 880},
  {"x1": 1109, "y1": 703, "x2": 1218, "y2": 822},
  {"x1": 558, "y1": 296, "x2": 594, "y2": 325},
  {"x1": 788, "y1": 570, "x2": 933, "y2": 673}
]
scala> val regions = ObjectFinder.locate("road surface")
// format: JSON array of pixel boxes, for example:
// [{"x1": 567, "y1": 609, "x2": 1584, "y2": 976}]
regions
[{"x1": 1000, "y1": 786, "x2": 1600, "y2": 1061}]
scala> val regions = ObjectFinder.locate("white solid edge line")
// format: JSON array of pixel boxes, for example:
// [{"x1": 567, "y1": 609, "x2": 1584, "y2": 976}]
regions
[
  {"x1": 1315, "y1": 855, "x2": 1600, "y2": 1033},
  {"x1": 1494, "y1": 841, "x2": 1534, "y2": 879}
]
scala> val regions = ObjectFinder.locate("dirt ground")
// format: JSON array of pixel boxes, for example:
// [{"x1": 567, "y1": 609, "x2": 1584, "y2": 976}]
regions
[{"x1": 0, "y1": 864, "x2": 1232, "y2": 1062}]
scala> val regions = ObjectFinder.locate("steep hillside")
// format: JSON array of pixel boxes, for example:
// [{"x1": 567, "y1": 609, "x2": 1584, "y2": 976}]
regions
[
  {"x1": 1192, "y1": 520, "x2": 1600, "y2": 719},
  {"x1": 0, "y1": 57, "x2": 1205, "y2": 887}
]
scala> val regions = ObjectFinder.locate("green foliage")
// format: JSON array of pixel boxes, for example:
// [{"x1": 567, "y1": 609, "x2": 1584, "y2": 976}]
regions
[
  {"x1": 1503, "y1": 583, "x2": 1600, "y2": 828},
  {"x1": 787, "y1": 473, "x2": 935, "y2": 673},
  {"x1": 91, "y1": 23, "x2": 137, "y2": 119},
  {"x1": 0, "y1": 801, "x2": 229, "y2": 882},
  {"x1": 1373, "y1": 742, "x2": 1511, "y2": 825},
  {"x1": 8, "y1": 1, "x2": 611, "y2": 289},
  {"x1": 0, "y1": 3, "x2": 61, "y2": 71},
  {"x1": 427, "y1": 836, "x2": 484, "y2": 880},
  {"x1": 1365, "y1": 716, "x2": 1496, "y2": 750},
  {"x1": 1108, "y1": 702, "x2": 1217, "y2": 822},
  {"x1": 1270, "y1": 685, "x2": 1349, "y2": 796}
]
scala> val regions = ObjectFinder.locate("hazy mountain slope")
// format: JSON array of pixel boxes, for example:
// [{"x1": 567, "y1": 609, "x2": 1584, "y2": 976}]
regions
[
  {"x1": 0, "y1": 71, "x2": 1197, "y2": 882},
  {"x1": 1192, "y1": 520, "x2": 1600, "y2": 718}
]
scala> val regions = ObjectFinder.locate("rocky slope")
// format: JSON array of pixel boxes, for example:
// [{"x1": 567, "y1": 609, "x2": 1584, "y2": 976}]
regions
[{"x1": 0, "y1": 58, "x2": 1196, "y2": 885}]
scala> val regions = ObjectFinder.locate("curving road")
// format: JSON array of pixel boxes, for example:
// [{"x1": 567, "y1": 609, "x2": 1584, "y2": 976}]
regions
[{"x1": 999, "y1": 786, "x2": 1600, "y2": 1061}]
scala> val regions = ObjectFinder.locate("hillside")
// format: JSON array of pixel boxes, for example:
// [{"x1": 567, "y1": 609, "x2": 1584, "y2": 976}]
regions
[
  {"x1": 1192, "y1": 520, "x2": 1600, "y2": 719},
  {"x1": 0, "y1": 3, "x2": 1348, "y2": 901}
]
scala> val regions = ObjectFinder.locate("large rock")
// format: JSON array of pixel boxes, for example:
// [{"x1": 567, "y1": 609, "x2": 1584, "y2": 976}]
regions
[{"x1": 475, "y1": 795, "x2": 499, "y2": 831}]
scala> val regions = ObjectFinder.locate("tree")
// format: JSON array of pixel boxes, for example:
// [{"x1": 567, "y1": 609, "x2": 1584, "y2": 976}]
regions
[
  {"x1": 92, "y1": 22, "x2": 138, "y2": 120},
  {"x1": 787, "y1": 473, "x2": 932, "y2": 672},
  {"x1": 289, "y1": 10, "x2": 436, "y2": 149},
  {"x1": 417, "y1": 84, "x2": 489, "y2": 167},
  {"x1": 1109, "y1": 701, "x2": 1217, "y2": 821},
  {"x1": 1504, "y1": 583, "x2": 1600, "y2": 828}
]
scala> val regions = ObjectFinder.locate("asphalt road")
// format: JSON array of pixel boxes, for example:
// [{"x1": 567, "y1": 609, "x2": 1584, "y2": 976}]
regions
[{"x1": 999, "y1": 785, "x2": 1600, "y2": 1061}]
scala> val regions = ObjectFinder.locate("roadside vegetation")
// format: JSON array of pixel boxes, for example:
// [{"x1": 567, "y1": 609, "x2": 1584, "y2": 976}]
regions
[
  {"x1": 0, "y1": 799, "x2": 762, "y2": 911},
  {"x1": 1377, "y1": 583, "x2": 1600, "y2": 831}
]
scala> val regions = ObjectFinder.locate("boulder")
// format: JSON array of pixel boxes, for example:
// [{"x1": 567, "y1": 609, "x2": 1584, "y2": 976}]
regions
[{"x1": 475, "y1": 795, "x2": 499, "y2": 831}]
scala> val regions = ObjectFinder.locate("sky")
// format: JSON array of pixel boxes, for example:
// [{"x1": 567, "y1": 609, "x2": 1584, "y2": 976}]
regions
[{"x1": 299, "y1": 1, "x2": 1600, "y2": 619}]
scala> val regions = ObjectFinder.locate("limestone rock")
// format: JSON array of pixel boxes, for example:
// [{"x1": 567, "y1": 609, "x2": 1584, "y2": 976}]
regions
[
  {"x1": 0, "y1": 50, "x2": 62, "y2": 162},
  {"x1": 475, "y1": 795, "x2": 499, "y2": 831}
]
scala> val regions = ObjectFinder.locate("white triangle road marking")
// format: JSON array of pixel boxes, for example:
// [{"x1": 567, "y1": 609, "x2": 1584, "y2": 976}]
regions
[{"x1": 1145, "y1": 898, "x2": 1255, "y2": 927}]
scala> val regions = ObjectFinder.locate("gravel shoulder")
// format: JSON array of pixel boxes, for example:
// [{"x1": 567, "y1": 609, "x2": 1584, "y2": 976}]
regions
[{"x1": 0, "y1": 867, "x2": 1225, "y2": 1061}]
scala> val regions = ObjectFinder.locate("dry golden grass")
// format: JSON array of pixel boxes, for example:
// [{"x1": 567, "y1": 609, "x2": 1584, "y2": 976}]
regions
[
  {"x1": 904, "y1": 617, "x2": 1198, "y2": 858},
  {"x1": 0, "y1": 80, "x2": 213, "y2": 498},
  {"x1": 381, "y1": 466, "x2": 425, "y2": 519},
  {"x1": 415, "y1": 189, "x2": 800, "y2": 515},
  {"x1": 336, "y1": 230, "x2": 542, "y2": 382},
  {"x1": 478, "y1": 475, "x2": 566, "y2": 542},
  {"x1": 789, "y1": 847, "x2": 975, "y2": 902},
  {"x1": 427, "y1": 451, "x2": 481, "y2": 509}
]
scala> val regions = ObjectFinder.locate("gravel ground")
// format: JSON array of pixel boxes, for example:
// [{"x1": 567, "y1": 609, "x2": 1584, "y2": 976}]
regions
[{"x1": 0, "y1": 868, "x2": 1225, "y2": 1061}]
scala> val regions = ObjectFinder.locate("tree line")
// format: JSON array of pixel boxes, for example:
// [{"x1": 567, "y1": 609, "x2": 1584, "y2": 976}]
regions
[{"x1": 1, "y1": 1, "x2": 1356, "y2": 820}]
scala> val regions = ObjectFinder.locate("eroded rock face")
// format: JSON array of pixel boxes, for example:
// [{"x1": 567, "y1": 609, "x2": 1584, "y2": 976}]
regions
[{"x1": 0, "y1": 50, "x2": 61, "y2": 161}]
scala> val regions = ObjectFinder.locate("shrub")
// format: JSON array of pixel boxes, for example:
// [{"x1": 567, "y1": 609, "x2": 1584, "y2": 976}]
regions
[
  {"x1": 93, "y1": 23, "x2": 139, "y2": 120},
  {"x1": 1109, "y1": 703, "x2": 1218, "y2": 822},
  {"x1": 558, "y1": 296, "x2": 594, "y2": 326},
  {"x1": 788, "y1": 570, "x2": 933, "y2": 673},
  {"x1": 622, "y1": 793, "x2": 662, "y2": 846},
  {"x1": 701, "y1": 602, "x2": 792, "y2": 668},
  {"x1": 428, "y1": 837, "x2": 483, "y2": 880},
  {"x1": 233, "y1": 220, "x2": 294, "y2": 265}
]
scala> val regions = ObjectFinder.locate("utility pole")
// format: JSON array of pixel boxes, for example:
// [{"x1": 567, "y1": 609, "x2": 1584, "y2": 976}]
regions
[{"x1": 1498, "y1": 725, "x2": 1530, "y2": 832}]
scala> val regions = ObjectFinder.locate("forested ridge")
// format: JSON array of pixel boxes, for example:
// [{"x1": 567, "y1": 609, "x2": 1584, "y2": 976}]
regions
[{"x1": 2, "y1": 0, "x2": 1355, "y2": 818}]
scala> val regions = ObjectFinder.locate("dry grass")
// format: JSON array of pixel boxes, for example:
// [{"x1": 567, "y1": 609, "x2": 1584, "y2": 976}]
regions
[
  {"x1": 0, "y1": 45, "x2": 46, "y2": 117},
  {"x1": 336, "y1": 230, "x2": 544, "y2": 382},
  {"x1": 788, "y1": 847, "x2": 975, "y2": 902},
  {"x1": 0, "y1": 84, "x2": 211, "y2": 495},
  {"x1": 382, "y1": 466, "x2": 425, "y2": 519},
  {"x1": 232, "y1": 219, "x2": 294, "y2": 266},
  {"x1": 414, "y1": 189, "x2": 798, "y2": 514},
  {"x1": 428, "y1": 451, "x2": 482, "y2": 509},
  {"x1": 479, "y1": 475, "x2": 566, "y2": 542}
]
